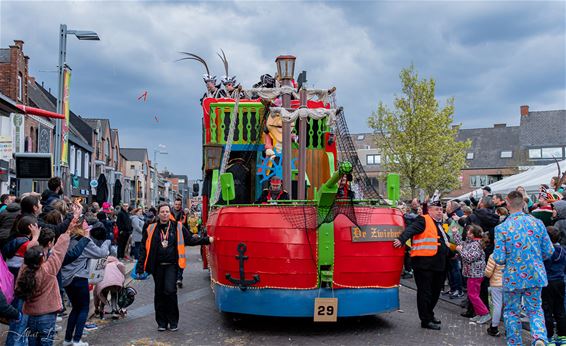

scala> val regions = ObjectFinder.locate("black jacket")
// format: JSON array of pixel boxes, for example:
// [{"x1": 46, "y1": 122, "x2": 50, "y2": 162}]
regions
[
  {"x1": 397, "y1": 215, "x2": 449, "y2": 272},
  {"x1": 0, "y1": 290, "x2": 18, "y2": 321},
  {"x1": 459, "y1": 208, "x2": 500, "y2": 256},
  {"x1": 254, "y1": 189, "x2": 290, "y2": 204},
  {"x1": 40, "y1": 190, "x2": 60, "y2": 214},
  {"x1": 136, "y1": 220, "x2": 209, "y2": 275},
  {"x1": 101, "y1": 219, "x2": 115, "y2": 242},
  {"x1": 171, "y1": 209, "x2": 185, "y2": 223},
  {"x1": 0, "y1": 203, "x2": 20, "y2": 245},
  {"x1": 337, "y1": 186, "x2": 355, "y2": 199},
  {"x1": 116, "y1": 209, "x2": 132, "y2": 235},
  {"x1": 37, "y1": 212, "x2": 73, "y2": 238}
]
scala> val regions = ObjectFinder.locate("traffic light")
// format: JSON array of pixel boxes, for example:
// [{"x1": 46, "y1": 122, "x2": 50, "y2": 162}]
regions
[{"x1": 192, "y1": 183, "x2": 199, "y2": 197}]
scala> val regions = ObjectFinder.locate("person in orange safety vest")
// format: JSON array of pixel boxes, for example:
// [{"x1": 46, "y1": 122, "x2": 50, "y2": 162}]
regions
[
  {"x1": 394, "y1": 198, "x2": 450, "y2": 331},
  {"x1": 135, "y1": 203, "x2": 211, "y2": 331}
]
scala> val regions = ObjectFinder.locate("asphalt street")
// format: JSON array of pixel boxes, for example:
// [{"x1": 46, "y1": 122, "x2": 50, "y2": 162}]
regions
[{"x1": 78, "y1": 247, "x2": 533, "y2": 346}]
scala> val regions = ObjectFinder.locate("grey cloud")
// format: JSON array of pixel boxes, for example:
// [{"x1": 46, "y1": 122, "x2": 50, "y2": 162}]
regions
[{"x1": 1, "y1": 0, "x2": 564, "y2": 177}]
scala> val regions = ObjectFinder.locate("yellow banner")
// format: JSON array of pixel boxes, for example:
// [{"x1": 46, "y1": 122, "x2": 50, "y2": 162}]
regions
[{"x1": 61, "y1": 68, "x2": 71, "y2": 165}]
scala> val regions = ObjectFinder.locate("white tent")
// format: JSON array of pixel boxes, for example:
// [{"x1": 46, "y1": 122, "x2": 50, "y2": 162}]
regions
[{"x1": 455, "y1": 159, "x2": 566, "y2": 200}]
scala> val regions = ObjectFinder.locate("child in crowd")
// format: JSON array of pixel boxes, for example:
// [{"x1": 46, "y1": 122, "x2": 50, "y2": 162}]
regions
[
  {"x1": 15, "y1": 221, "x2": 71, "y2": 346},
  {"x1": 61, "y1": 220, "x2": 111, "y2": 346},
  {"x1": 542, "y1": 226, "x2": 566, "y2": 341},
  {"x1": 496, "y1": 207, "x2": 509, "y2": 223},
  {"x1": 485, "y1": 252, "x2": 505, "y2": 337},
  {"x1": 456, "y1": 224, "x2": 491, "y2": 324},
  {"x1": 94, "y1": 253, "x2": 126, "y2": 319},
  {"x1": 3, "y1": 216, "x2": 37, "y2": 346}
]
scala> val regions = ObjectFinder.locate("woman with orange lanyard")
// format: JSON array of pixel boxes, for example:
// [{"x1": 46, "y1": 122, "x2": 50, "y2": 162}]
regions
[{"x1": 135, "y1": 203, "x2": 211, "y2": 331}]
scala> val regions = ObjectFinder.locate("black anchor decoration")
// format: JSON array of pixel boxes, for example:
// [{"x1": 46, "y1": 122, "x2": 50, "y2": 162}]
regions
[{"x1": 225, "y1": 242, "x2": 260, "y2": 291}]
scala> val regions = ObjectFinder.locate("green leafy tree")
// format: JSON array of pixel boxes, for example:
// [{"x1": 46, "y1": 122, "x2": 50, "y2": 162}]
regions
[{"x1": 368, "y1": 65, "x2": 471, "y2": 199}]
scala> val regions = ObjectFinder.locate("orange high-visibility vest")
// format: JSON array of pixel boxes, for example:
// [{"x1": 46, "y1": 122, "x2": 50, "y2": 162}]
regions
[
  {"x1": 410, "y1": 214, "x2": 441, "y2": 257},
  {"x1": 143, "y1": 221, "x2": 187, "y2": 270}
]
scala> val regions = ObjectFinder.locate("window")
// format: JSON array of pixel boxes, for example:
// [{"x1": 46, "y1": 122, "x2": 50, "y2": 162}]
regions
[
  {"x1": 84, "y1": 153, "x2": 90, "y2": 179},
  {"x1": 541, "y1": 147, "x2": 563, "y2": 159},
  {"x1": 469, "y1": 175, "x2": 503, "y2": 188},
  {"x1": 466, "y1": 152, "x2": 474, "y2": 160},
  {"x1": 366, "y1": 154, "x2": 381, "y2": 165},
  {"x1": 76, "y1": 150, "x2": 82, "y2": 178},
  {"x1": 105, "y1": 140, "x2": 110, "y2": 161},
  {"x1": 529, "y1": 149, "x2": 542, "y2": 159},
  {"x1": 529, "y1": 147, "x2": 564, "y2": 159},
  {"x1": 356, "y1": 135, "x2": 364, "y2": 140},
  {"x1": 17, "y1": 74, "x2": 23, "y2": 101},
  {"x1": 130, "y1": 165, "x2": 135, "y2": 170},
  {"x1": 500, "y1": 151, "x2": 512, "y2": 158},
  {"x1": 70, "y1": 146, "x2": 76, "y2": 174}
]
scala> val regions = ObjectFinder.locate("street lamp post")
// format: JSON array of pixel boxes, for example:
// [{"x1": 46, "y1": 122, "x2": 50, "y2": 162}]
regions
[
  {"x1": 153, "y1": 144, "x2": 167, "y2": 206},
  {"x1": 55, "y1": 24, "x2": 99, "y2": 178}
]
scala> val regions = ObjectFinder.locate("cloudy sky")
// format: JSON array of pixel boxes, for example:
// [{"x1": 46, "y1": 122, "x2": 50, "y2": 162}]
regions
[{"x1": 1, "y1": 0, "x2": 564, "y2": 178}]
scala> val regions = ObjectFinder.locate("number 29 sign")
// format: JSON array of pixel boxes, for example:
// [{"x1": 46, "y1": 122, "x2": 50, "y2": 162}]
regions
[{"x1": 313, "y1": 298, "x2": 338, "y2": 322}]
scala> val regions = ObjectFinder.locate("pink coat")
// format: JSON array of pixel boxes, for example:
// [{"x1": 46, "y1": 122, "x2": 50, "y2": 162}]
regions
[{"x1": 94, "y1": 256, "x2": 125, "y2": 304}]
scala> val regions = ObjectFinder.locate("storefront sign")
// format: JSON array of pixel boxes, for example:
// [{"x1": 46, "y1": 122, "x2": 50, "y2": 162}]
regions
[{"x1": 0, "y1": 136, "x2": 12, "y2": 161}]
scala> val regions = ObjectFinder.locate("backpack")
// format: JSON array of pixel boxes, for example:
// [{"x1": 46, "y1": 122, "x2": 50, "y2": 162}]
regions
[
  {"x1": 113, "y1": 224, "x2": 119, "y2": 241},
  {"x1": 0, "y1": 254, "x2": 13, "y2": 304},
  {"x1": 88, "y1": 257, "x2": 107, "y2": 284}
]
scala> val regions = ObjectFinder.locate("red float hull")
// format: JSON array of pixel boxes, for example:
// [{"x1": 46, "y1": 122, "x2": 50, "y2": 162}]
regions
[{"x1": 207, "y1": 206, "x2": 405, "y2": 290}]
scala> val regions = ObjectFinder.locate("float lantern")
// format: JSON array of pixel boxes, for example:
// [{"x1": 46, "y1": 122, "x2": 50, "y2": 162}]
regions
[{"x1": 275, "y1": 55, "x2": 296, "y2": 81}]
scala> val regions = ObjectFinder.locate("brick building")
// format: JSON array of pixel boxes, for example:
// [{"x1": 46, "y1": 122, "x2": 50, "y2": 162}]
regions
[
  {"x1": 0, "y1": 40, "x2": 28, "y2": 105},
  {"x1": 0, "y1": 40, "x2": 54, "y2": 193}
]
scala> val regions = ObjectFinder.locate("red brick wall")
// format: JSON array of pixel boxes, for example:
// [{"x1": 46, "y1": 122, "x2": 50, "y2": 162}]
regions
[
  {"x1": 0, "y1": 40, "x2": 29, "y2": 104},
  {"x1": 23, "y1": 116, "x2": 40, "y2": 152}
]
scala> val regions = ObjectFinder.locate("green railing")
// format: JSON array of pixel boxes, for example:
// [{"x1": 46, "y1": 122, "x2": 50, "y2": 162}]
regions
[
  {"x1": 208, "y1": 102, "x2": 264, "y2": 145},
  {"x1": 207, "y1": 102, "x2": 331, "y2": 149},
  {"x1": 304, "y1": 116, "x2": 330, "y2": 149}
]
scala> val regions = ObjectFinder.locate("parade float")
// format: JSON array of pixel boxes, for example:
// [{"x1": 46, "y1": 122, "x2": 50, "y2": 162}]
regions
[{"x1": 185, "y1": 53, "x2": 405, "y2": 319}]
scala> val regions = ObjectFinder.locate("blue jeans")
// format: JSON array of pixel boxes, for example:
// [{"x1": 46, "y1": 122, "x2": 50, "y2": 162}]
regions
[
  {"x1": 64, "y1": 277, "x2": 90, "y2": 342},
  {"x1": 6, "y1": 297, "x2": 29, "y2": 346},
  {"x1": 447, "y1": 258, "x2": 463, "y2": 292},
  {"x1": 131, "y1": 242, "x2": 141, "y2": 260},
  {"x1": 26, "y1": 313, "x2": 57, "y2": 346}
]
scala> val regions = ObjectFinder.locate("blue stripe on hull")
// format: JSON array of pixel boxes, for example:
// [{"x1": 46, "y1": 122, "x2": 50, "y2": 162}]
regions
[{"x1": 214, "y1": 285, "x2": 399, "y2": 317}]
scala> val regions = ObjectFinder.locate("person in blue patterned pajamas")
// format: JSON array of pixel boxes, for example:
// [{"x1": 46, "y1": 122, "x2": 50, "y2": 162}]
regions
[{"x1": 493, "y1": 191, "x2": 554, "y2": 346}]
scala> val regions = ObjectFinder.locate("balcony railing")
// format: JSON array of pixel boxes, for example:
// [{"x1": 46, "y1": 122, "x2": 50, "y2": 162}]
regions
[{"x1": 206, "y1": 101, "x2": 330, "y2": 149}]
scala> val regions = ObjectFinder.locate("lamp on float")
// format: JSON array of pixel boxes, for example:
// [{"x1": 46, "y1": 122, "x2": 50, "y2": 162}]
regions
[{"x1": 275, "y1": 55, "x2": 296, "y2": 85}]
